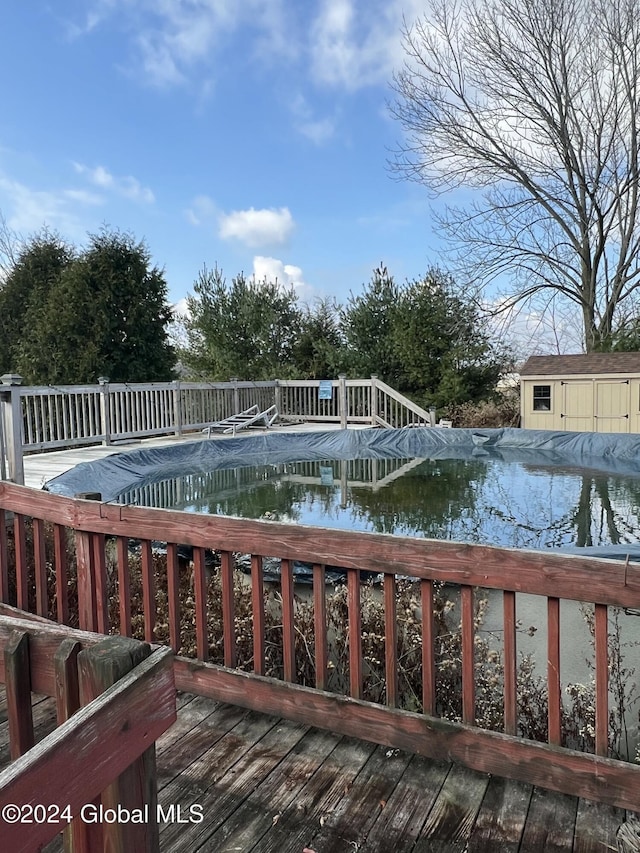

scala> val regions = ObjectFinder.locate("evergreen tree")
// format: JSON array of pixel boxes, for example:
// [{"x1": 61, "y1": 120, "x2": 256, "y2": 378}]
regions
[
  {"x1": 2, "y1": 228, "x2": 174, "y2": 383},
  {"x1": 184, "y1": 266, "x2": 302, "y2": 380}
]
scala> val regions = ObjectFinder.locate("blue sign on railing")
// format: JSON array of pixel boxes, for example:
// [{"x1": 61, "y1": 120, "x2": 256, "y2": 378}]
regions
[{"x1": 318, "y1": 380, "x2": 333, "y2": 400}]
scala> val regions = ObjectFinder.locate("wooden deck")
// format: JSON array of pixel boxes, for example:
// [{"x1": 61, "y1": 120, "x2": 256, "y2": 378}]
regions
[{"x1": 3, "y1": 690, "x2": 632, "y2": 853}]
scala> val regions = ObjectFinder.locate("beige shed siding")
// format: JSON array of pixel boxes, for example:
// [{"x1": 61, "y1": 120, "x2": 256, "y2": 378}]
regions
[
  {"x1": 563, "y1": 381, "x2": 594, "y2": 432},
  {"x1": 521, "y1": 372, "x2": 640, "y2": 432},
  {"x1": 595, "y1": 381, "x2": 630, "y2": 432}
]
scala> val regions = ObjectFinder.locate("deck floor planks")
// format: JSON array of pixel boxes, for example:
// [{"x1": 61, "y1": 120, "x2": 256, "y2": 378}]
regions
[
  {"x1": 413, "y1": 763, "x2": 492, "y2": 853},
  {"x1": 361, "y1": 752, "x2": 452, "y2": 853},
  {"x1": 200, "y1": 726, "x2": 342, "y2": 851},
  {"x1": 466, "y1": 774, "x2": 533, "y2": 853},
  {"x1": 1, "y1": 690, "x2": 637, "y2": 852},
  {"x1": 300, "y1": 742, "x2": 415, "y2": 852},
  {"x1": 573, "y1": 797, "x2": 626, "y2": 853},
  {"x1": 249, "y1": 735, "x2": 379, "y2": 853},
  {"x1": 519, "y1": 787, "x2": 579, "y2": 852},
  {"x1": 160, "y1": 715, "x2": 310, "y2": 852},
  {"x1": 156, "y1": 695, "x2": 250, "y2": 789}
]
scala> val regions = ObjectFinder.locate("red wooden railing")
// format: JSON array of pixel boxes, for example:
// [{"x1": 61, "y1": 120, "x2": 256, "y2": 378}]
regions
[
  {"x1": 0, "y1": 605, "x2": 176, "y2": 852},
  {"x1": 0, "y1": 481, "x2": 639, "y2": 812}
]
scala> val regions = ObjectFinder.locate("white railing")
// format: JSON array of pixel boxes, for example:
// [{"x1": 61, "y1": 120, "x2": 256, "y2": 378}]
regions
[
  {"x1": 372, "y1": 377, "x2": 433, "y2": 428},
  {"x1": 0, "y1": 374, "x2": 435, "y2": 483}
]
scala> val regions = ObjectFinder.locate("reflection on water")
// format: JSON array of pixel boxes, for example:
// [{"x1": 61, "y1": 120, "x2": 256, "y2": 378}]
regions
[{"x1": 117, "y1": 455, "x2": 640, "y2": 549}]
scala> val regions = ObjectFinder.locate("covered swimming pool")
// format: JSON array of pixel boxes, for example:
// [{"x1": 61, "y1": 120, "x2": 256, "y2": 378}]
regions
[{"x1": 45, "y1": 426, "x2": 640, "y2": 560}]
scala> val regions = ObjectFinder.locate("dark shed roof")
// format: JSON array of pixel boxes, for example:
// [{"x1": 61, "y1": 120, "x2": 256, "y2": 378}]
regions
[{"x1": 521, "y1": 352, "x2": 640, "y2": 376}]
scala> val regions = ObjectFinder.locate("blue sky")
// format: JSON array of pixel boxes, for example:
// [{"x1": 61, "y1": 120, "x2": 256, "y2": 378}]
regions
[
  {"x1": 0, "y1": 1, "x2": 445, "y2": 312},
  {"x1": 0, "y1": 0, "x2": 585, "y2": 357}
]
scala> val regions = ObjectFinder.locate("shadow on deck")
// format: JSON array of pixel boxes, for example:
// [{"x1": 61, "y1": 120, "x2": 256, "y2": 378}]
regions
[{"x1": 10, "y1": 690, "x2": 630, "y2": 853}]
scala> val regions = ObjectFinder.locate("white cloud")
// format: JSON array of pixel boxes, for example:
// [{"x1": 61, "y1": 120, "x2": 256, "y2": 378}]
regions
[
  {"x1": 172, "y1": 296, "x2": 191, "y2": 317},
  {"x1": 252, "y1": 255, "x2": 314, "y2": 301},
  {"x1": 0, "y1": 175, "x2": 89, "y2": 238},
  {"x1": 185, "y1": 195, "x2": 218, "y2": 226},
  {"x1": 218, "y1": 206, "x2": 294, "y2": 248},
  {"x1": 487, "y1": 297, "x2": 584, "y2": 358},
  {"x1": 73, "y1": 163, "x2": 155, "y2": 204},
  {"x1": 309, "y1": 0, "x2": 424, "y2": 91},
  {"x1": 64, "y1": 188, "x2": 104, "y2": 206},
  {"x1": 71, "y1": 1, "x2": 419, "y2": 94},
  {"x1": 72, "y1": 0, "x2": 296, "y2": 89},
  {"x1": 290, "y1": 93, "x2": 336, "y2": 144}
]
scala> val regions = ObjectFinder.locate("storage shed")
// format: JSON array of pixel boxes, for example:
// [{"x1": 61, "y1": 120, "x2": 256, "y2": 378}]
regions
[{"x1": 520, "y1": 352, "x2": 640, "y2": 432}]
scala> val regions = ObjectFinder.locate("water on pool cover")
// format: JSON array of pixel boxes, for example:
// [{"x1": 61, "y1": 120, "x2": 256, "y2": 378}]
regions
[{"x1": 118, "y1": 455, "x2": 640, "y2": 549}]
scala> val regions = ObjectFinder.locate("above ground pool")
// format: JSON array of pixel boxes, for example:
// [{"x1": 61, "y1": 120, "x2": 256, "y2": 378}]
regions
[{"x1": 45, "y1": 427, "x2": 640, "y2": 559}]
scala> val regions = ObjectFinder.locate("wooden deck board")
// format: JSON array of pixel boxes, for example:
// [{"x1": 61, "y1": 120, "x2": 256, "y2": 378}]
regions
[
  {"x1": 362, "y1": 753, "x2": 451, "y2": 853},
  {"x1": 467, "y1": 775, "x2": 532, "y2": 853},
  {"x1": 413, "y1": 763, "x2": 491, "y2": 852},
  {"x1": 519, "y1": 787, "x2": 579, "y2": 852},
  {"x1": 1, "y1": 690, "x2": 637, "y2": 852},
  {"x1": 250, "y1": 735, "x2": 378, "y2": 853},
  {"x1": 200, "y1": 727, "x2": 341, "y2": 852},
  {"x1": 573, "y1": 797, "x2": 626, "y2": 853},
  {"x1": 301, "y1": 743, "x2": 415, "y2": 852},
  {"x1": 160, "y1": 715, "x2": 309, "y2": 852}
]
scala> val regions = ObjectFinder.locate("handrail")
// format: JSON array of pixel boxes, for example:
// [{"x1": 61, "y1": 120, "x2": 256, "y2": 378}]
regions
[
  {"x1": 373, "y1": 377, "x2": 433, "y2": 427},
  {"x1": 0, "y1": 609, "x2": 176, "y2": 852},
  {"x1": 0, "y1": 482, "x2": 639, "y2": 812}
]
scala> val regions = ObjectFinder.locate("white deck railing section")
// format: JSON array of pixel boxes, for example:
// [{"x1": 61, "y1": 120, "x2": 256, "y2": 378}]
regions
[{"x1": 0, "y1": 374, "x2": 434, "y2": 484}]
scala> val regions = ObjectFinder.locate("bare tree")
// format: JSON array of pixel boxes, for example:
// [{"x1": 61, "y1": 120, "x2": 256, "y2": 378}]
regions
[
  {"x1": 391, "y1": 0, "x2": 640, "y2": 352},
  {"x1": 0, "y1": 211, "x2": 21, "y2": 283}
]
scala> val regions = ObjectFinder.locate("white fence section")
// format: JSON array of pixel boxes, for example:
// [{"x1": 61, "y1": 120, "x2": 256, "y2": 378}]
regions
[{"x1": 0, "y1": 374, "x2": 435, "y2": 484}]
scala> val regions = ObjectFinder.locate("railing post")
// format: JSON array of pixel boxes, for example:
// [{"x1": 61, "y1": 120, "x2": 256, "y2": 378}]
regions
[
  {"x1": 172, "y1": 379, "x2": 182, "y2": 436},
  {"x1": 274, "y1": 379, "x2": 281, "y2": 414},
  {"x1": 370, "y1": 374, "x2": 378, "y2": 426},
  {"x1": 98, "y1": 376, "x2": 112, "y2": 446},
  {"x1": 231, "y1": 377, "x2": 239, "y2": 415},
  {"x1": 338, "y1": 374, "x2": 348, "y2": 429},
  {"x1": 78, "y1": 636, "x2": 161, "y2": 853},
  {"x1": 0, "y1": 374, "x2": 24, "y2": 485},
  {"x1": 429, "y1": 406, "x2": 436, "y2": 427}
]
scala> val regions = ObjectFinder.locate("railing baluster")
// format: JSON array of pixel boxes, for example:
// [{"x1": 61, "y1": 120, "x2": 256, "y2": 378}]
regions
[
  {"x1": 167, "y1": 543, "x2": 180, "y2": 653},
  {"x1": 193, "y1": 547, "x2": 208, "y2": 661},
  {"x1": 421, "y1": 578, "x2": 435, "y2": 715},
  {"x1": 348, "y1": 568, "x2": 362, "y2": 699},
  {"x1": 26, "y1": 397, "x2": 34, "y2": 445},
  {"x1": 93, "y1": 533, "x2": 108, "y2": 634},
  {"x1": 141, "y1": 539, "x2": 155, "y2": 642},
  {"x1": 14, "y1": 514, "x2": 28, "y2": 611},
  {"x1": 251, "y1": 555, "x2": 265, "y2": 675},
  {"x1": 461, "y1": 585, "x2": 475, "y2": 724},
  {"x1": 503, "y1": 590, "x2": 517, "y2": 736},
  {"x1": 33, "y1": 517, "x2": 47, "y2": 617},
  {"x1": 313, "y1": 563, "x2": 327, "y2": 690},
  {"x1": 220, "y1": 550, "x2": 236, "y2": 668},
  {"x1": 384, "y1": 573, "x2": 398, "y2": 707},
  {"x1": 0, "y1": 509, "x2": 8, "y2": 605},
  {"x1": 548, "y1": 596, "x2": 561, "y2": 745},
  {"x1": 595, "y1": 603, "x2": 609, "y2": 756},
  {"x1": 76, "y1": 530, "x2": 96, "y2": 632},
  {"x1": 53, "y1": 524, "x2": 69, "y2": 625},
  {"x1": 116, "y1": 536, "x2": 132, "y2": 636},
  {"x1": 281, "y1": 558, "x2": 296, "y2": 682}
]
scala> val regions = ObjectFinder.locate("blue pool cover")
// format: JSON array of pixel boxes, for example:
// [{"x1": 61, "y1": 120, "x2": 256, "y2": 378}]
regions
[{"x1": 44, "y1": 426, "x2": 640, "y2": 562}]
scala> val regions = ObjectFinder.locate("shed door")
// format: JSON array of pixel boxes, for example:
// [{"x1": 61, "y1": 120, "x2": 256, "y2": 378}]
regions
[
  {"x1": 595, "y1": 381, "x2": 630, "y2": 433},
  {"x1": 562, "y1": 382, "x2": 594, "y2": 431}
]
